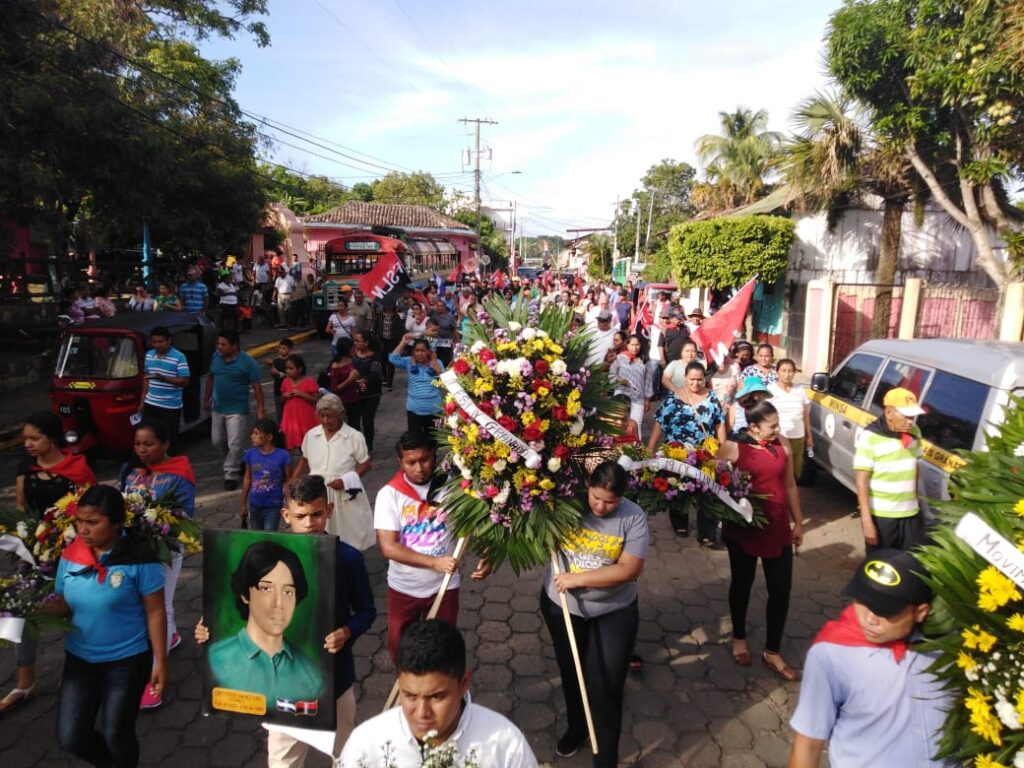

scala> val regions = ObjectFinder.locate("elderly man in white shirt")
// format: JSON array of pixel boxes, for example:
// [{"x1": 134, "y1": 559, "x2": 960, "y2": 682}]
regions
[
  {"x1": 585, "y1": 293, "x2": 620, "y2": 330},
  {"x1": 339, "y1": 620, "x2": 537, "y2": 768},
  {"x1": 586, "y1": 309, "x2": 618, "y2": 367}
]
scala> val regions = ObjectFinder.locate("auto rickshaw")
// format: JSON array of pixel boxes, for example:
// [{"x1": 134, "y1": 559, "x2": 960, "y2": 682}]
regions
[{"x1": 51, "y1": 312, "x2": 218, "y2": 455}]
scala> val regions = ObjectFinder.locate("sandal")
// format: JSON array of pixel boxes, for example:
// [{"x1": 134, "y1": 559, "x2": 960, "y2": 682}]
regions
[
  {"x1": 0, "y1": 683, "x2": 36, "y2": 714},
  {"x1": 731, "y1": 641, "x2": 752, "y2": 667},
  {"x1": 629, "y1": 654, "x2": 644, "y2": 671},
  {"x1": 762, "y1": 652, "x2": 799, "y2": 681}
]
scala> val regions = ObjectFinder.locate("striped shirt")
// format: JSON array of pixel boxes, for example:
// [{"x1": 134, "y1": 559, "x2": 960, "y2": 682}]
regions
[
  {"x1": 179, "y1": 280, "x2": 208, "y2": 312},
  {"x1": 853, "y1": 424, "x2": 922, "y2": 518},
  {"x1": 143, "y1": 347, "x2": 190, "y2": 409}
]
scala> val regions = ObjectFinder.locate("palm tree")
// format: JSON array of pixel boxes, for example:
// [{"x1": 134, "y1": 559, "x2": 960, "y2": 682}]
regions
[
  {"x1": 694, "y1": 107, "x2": 783, "y2": 211},
  {"x1": 781, "y1": 89, "x2": 912, "y2": 338}
]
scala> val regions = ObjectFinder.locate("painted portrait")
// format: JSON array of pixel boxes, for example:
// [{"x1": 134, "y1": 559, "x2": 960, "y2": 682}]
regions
[{"x1": 202, "y1": 529, "x2": 336, "y2": 730}]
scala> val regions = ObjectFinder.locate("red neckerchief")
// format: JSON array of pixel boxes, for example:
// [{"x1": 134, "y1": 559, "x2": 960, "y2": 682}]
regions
[
  {"x1": 613, "y1": 427, "x2": 639, "y2": 445},
  {"x1": 814, "y1": 604, "x2": 908, "y2": 663},
  {"x1": 61, "y1": 536, "x2": 110, "y2": 583},
  {"x1": 901, "y1": 433, "x2": 914, "y2": 449},
  {"x1": 139, "y1": 456, "x2": 196, "y2": 485},
  {"x1": 33, "y1": 450, "x2": 95, "y2": 486},
  {"x1": 622, "y1": 351, "x2": 637, "y2": 362},
  {"x1": 386, "y1": 471, "x2": 439, "y2": 522}
]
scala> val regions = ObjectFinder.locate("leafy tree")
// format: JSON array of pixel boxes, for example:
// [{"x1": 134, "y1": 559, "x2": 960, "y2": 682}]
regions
[
  {"x1": 370, "y1": 171, "x2": 447, "y2": 211},
  {"x1": 586, "y1": 234, "x2": 613, "y2": 280},
  {"x1": 667, "y1": 216, "x2": 795, "y2": 288},
  {"x1": 453, "y1": 209, "x2": 508, "y2": 266},
  {"x1": 693, "y1": 108, "x2": 782, "y2": 212},
  {"x1": 827, "y1": 0, "x2": 1024, "y2": 292},
  {"x1": 261, "y1": 165, "x2": 350, "y2": 216},
  {"x1": 613, "y1": 159, "x2": 696, "y2": 263}
]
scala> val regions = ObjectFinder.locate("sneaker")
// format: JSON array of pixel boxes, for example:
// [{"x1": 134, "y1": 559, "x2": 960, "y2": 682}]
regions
[
  {"x1": 140, "y1": 687, "x2": 162, "y2": 710},
  {"x1": 168, "y1": 632, "x2": 182, "y2": 652},
  {"x1": 555, "y1": 730, "x2": 587, "y2": 758}
]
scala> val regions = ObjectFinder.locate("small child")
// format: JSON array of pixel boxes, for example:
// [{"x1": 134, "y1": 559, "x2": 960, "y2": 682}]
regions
[
  {"x1": 789, "y1": 549, "x2": 954, "y2": 767},
  {"x1": 265, "y1": 337, "x2": 294, "y2": 420},
  {"x1": 198, "y1": 474, "x2": 376, "y2": 764},
  {"x1": 240, "y1": 419, "x2": 291, "y2": 531}
]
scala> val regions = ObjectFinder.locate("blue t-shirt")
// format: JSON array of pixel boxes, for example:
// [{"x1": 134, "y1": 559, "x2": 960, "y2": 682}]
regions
[
  {"x1": 243, "y1": 447, "x2": 291, "y2": 508},
  {"x1": 388, "y1": 353, "x2": 444, "y2": 416},
  {"x1": 56, "y1": 547, "x2": 164, "y2": 663},
  {"x1": 143, "y1": 347, "x2": 190, "y2": 410},
  {"x1": 120, "y1": 465, "x2": 196, "y2": 518},
  {"x1": 210, "y1": 351, "x2": 261, "y2": 415},
  {"x1": 790, "y1": 640, "x2": 955, "y2": 767},
  {"x1": 179, "y1": 281, "x2": 208, "y2": 312}
]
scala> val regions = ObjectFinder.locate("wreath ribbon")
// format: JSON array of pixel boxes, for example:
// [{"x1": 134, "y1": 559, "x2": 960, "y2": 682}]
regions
[
  {"x1": 616, "y1": 454, "x2": 754, "y2": 523},
  {"x1": 439, "y1": 369, "x2": 543, "y2": 470}
]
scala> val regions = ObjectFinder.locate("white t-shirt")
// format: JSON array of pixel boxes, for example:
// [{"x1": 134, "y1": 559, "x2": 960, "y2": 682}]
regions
[
  {"x1": 768, "y1": 382, "x2": 809, "y2": 439},
  {"x1": 275, "y1": 274, "x2": 294, "y2": 296},
  {"x1": 340, "y1": 694, "x2": 538, "y2": 768},
  {"x1": 328, "y1": 313, "x2": 356, "y2": 344},
  {"x1": 255, "y1": 263, "x2": 269, "y2": 284},
  {"x1": 216, "y1": 281, "x2": 238, "y2": 305},
  {"x1": 374, "y1": 479, "x2": 459, "y2": 598},
  {"x1": 586, "y1": 327, "x2": 617, "y2": 367}
]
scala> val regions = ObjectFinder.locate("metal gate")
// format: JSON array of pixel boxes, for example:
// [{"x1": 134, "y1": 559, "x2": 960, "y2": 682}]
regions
[
  {"x1": 829, "y1": 284, "x2": 903, "y2": 368},
  {"x1": 917, "y1": 285, "x2": 998, "y2": 339}
]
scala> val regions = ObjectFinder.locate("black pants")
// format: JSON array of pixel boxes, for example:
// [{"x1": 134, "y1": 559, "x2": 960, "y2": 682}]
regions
[
  {"x1": 406, "y1": 411, "x2": 436, "y2": 436},
  {"x1": 348, "y1": 396, "x2": 380, "y2": 452},
  {"x1": 380, "y1": 347, "x2": 399, "y2": 387},
  {"x1": 142, "y1": 403, "x2": 180, "y2": 453},
  {"x1": 541, "y1": 593, "x2": 638, "y2": 768},
  {"x1": 869, "y1": 514, "x2": 925, "y2": 553},
  {"x1": 57, "y1": 649, "x2": 152, "y2": 767},
  {"x1": 697, "y1": 507, "x2": 718, "y2": 543},
  {"x1": 726, "y1": 539, "x2": 793, "y2": 654}
]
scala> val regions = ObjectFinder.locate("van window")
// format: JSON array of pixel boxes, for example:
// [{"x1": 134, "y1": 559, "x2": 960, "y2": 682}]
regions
[
  {"x1": 918, "y1": 372, "x2": 988, "y2": 451},
  {"x1": 870, "y1": 360, "x2": 933, "y2": 415},
  {"x1": 829, "y1": 352, "x2": 883, "y2": 407}
]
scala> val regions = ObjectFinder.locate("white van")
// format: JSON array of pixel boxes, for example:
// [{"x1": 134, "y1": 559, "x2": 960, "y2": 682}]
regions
[{"x1": 806, "y1": 339, "x2": 1024, "y2": 508}]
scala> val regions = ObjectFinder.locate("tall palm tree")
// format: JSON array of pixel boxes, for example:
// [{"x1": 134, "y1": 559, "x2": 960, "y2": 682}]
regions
[
  {"x1": 694, "y1": 107, "x2": 783, "y2": 211},
  {"x1": 781, "y1": 89, "x2": 912, "y2": 337}
]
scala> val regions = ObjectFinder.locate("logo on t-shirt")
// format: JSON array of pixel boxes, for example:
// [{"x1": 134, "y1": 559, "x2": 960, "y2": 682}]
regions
[
  {"x1": 399, "y1": 502, "x2": 447, "y2": 556},
  {"x1": 562, "y1": 528, "x2": 624, "y2": 573},
  {"x1": 109, "y1": 571, "x2": 125, "y2": 589}
]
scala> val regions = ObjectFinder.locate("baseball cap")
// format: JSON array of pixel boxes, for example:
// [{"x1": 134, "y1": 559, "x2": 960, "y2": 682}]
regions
[
  {"x1": 883, "y1": 387, "x2": 926, "y2": 416},
  {"x1": 735, "y1": 377, "x2": 772, "y2": 400},
  {"x1": 687, "y1": 307, "x2": 705, "y2": 318},
  {"x1": 841, "y1": 549, "x2": 932, "y2": 617},
  {"x1": 597, "y1": 309, "x2": 612, "y2": 321}
]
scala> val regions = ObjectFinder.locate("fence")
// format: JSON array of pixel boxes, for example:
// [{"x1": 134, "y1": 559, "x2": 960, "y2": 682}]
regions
[
  {"x1": 916, "y1": 284, "x2": 999, "y2": 339},
  {"x1": 829, "y1": 284, "x2": 904, "y2": 367}
]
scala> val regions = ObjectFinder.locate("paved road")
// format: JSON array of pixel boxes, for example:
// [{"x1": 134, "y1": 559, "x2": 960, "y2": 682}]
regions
[{"x1": 0, "y1": 336, "x2": 857, "y2": 766}]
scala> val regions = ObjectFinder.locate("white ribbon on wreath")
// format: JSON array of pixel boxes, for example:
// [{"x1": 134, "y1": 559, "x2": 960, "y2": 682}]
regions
[{"x1": 616, "y1": 455, "x2": 754, "y2": 523}]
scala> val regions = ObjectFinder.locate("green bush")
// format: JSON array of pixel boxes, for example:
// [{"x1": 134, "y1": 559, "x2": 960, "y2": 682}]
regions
[{"x1": 668, "y1": 215, "x2": 795, "y2": 287}]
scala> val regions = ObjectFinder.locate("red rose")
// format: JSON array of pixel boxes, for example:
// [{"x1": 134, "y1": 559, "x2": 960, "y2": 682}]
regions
[
  {"x1": 534, "y1": 359, "x2": 549, "y2": 375},
  {"x1": 478, "y1": 401, "x2": 495, "y2": 416},
  {"x1": 653, "y1": 477, "x2": 669, "y2": 493},
  {"x1": 479, "y1": 348, "x2": 496, "y2": 363},
  {"x1": 553, "y1": 444, "x2": 570, "y2": 459},
  {"x1": 695, "y1": 450, "x2": 708, "y2": 463},
  {"x1": 551, "y1": 405, "x2": 570, "y2": 422},
  {"x1": 523, "y1": 425, "x2": 544, "y2": 442},
  {"x1": 719, "y1": 472, "x2": 732, "y2": 486},
  {"x1": 453, "y1": 359, "x2": 471, "y2": 375},
  {"x1": 498, "y1": 416, "x2": 517, "y2": 432},
  {"x1": 531, "y1": 379, "x2": 551, "y2": 393},
  {"x1": 444, "y1": 401, "x2": 457, "y2": 416}
]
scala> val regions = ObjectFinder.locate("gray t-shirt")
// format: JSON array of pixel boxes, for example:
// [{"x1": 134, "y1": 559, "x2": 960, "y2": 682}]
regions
[{"x1": 544, "y1": 497, "x2": 649, "y2": 618}]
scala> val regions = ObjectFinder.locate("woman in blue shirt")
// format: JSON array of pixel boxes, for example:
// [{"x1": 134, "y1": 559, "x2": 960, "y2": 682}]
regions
[
  {"x1": 388, "y1": 335, "x2": 445, "y2": 435},
  {"x1": 51, "y1": 485, "x2": 166, "y2": 767}
]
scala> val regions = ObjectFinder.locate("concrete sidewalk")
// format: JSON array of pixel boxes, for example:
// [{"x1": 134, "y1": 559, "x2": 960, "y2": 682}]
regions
[{"x1": 0, "y1": 320, "x2": 318, "y2": 450}]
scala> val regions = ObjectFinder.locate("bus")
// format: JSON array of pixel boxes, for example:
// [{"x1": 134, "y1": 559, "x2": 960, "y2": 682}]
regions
[{"x1": 311, "y1": 232, "x2": 460, "y2": 330}]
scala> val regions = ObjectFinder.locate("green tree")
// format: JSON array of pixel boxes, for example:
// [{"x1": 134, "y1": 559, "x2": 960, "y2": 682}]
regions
[
  {"x1": 693, "y1": 108, "x2": 782, "y2": 212},
  {"x1": 613, "y1": 159, "x2": 696, "y2": 263},
  {"x1": 453, "y1": 209, "x2": 508, "y2": 266},
  {"x1": 667, "y1": 216, "x2": 795, "y2": 288},
  {"x1": 586, "y1": 234, "x2": 613, "y2": 280},
  {"x1": 370, "y1": 171, "x2": 447, "y2": 210},
  {"x1": 261, "y1": 165, "x2": 350, "y2": 216},
  {"x1": 828, "y1": 0, "x2": 1024, "y2": 292}
]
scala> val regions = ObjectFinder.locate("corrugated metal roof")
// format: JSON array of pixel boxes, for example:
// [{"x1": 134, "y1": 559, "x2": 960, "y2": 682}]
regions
[{"x1": 300, "y1": 201, "x2": 471, "y2": 231}]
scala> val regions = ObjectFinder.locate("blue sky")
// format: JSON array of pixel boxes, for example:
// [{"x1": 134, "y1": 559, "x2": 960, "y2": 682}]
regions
[{"x1": 202, "y1": 0, "x2": 845, "y2": 235}]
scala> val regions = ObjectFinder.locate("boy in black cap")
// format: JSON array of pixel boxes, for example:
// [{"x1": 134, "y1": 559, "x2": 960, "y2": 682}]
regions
[{"x1": 789, "y1": 550, "x2": 955, "y2": 767}]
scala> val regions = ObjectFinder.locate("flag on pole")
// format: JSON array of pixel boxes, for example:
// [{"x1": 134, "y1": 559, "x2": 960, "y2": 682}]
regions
[
  {"x1": 358, "y1": 251, "x2": 411, "y2": 303},
  {"x1": 691, "y1": 278, "x2": 757, "y2": 369}
]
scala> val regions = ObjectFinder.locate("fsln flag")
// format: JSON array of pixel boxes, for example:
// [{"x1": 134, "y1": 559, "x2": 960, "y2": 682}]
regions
[
  {"x1": 358, "y1": 251, "x2": 410, "y2": 302},
  {"x1": 691, "y1": 278, "x2": 757, "y2": 368}
]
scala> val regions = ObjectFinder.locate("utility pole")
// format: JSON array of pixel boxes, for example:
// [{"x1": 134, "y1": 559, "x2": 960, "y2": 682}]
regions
[
  {"x1": 459, "y1": 117, "x2": 497, "y2": 266},
  {"x1": 634, "y1": 201, "x2": 641, "y2": 261},
  {"x1": 643, "y1": 192, "x2": 655, "y2": 256}
]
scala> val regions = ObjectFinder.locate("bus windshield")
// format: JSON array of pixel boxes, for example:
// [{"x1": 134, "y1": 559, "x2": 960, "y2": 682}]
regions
[
  {"x1": 326, "y1": 254, "x2": 379, "y2": 276},
  {"x1": 56, "y1": 334, "x2": 139, "y2": 379}
]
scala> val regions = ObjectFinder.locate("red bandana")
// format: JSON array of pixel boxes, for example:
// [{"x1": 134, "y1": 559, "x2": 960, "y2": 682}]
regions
[
  {"x1": 386, "y1": 471, "x2": 437, "y2": 522},
  {"x1": 813, "y1": 604, "x2": 908, "y2": 662},
  {"x1": 61, "y1": 536, "x2": 110, "y2": 584},
  {"x1": 34, "y1": 450, "x2": 96, "y2": 487},
  {"x1": 140, "y1": 456, "x2": 196, "y2": 485}
]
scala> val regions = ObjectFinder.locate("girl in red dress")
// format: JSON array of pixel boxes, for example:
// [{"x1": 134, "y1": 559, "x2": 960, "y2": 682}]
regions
[
  {"x1": 279, "y1": 354, "x2": 320, "y2": 450},
  {"x1": 718, "y1": 400, "x2": 805, "y2": 681}
]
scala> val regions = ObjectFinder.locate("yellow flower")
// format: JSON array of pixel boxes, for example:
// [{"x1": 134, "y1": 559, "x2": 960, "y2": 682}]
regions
[
  {"x1": 957, "y1": 651, "x2": 978, "y2": 673},
  {"x1": 963, "y1": 625, "x2": 998, "y2": 653},
  {"x1": 977, "y1": 566, "x2": 1022, "y2": 611},
  {"x1": 965, "y1": 688, "x2": 1003, "y2": 746},
  {"x1": 539, "y1": 479, "x2": 555, "y2": 491},
  {"x1": 521, "y1": 412, "x2": 536, "y2": 426},
  {"x1": 702, "y1": 437, "x2": 720, "y2": 455},
  {"x1": 1016, "y1": 690, "x2": 1024, "y2": 720},
  {"x1": 976, "y1": 755, "x2": 1006, "y2": 768},
  {"x1": 537, "y1": 386, "x2": 550, "y2": 397},
  {"x1": 1008, "y1": 614, "x2": 1024, "y2": 632},
  {"x1": 1014, "y1": 498, "x2": 1024, "y2": 518}
]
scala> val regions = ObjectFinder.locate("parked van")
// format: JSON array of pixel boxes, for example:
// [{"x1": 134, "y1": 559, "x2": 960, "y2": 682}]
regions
[{"x1": 806, "y1": 339, "x2": 1024, "y2": 509}]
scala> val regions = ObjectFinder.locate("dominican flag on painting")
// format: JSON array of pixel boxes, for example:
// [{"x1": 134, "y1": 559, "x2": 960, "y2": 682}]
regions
[
  {"x1": 358, "y1": 251, "x2": 411, "y2": 303},
  {"x1": 692, "y1": 277, "x2": 757, "y2": 368}
]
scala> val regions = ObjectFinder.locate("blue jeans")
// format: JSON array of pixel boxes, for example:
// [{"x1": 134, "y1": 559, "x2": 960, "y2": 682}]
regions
[
  {"x1": 57, "y1": 649, "x2": 152, "y2": 767},
  {"x1": 248, "y1": 502, "x2": 282, "y2": 531}
]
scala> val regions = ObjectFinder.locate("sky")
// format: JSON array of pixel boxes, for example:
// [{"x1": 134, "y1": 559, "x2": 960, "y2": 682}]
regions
[{"x1": 201, "y1": 0, "x2": 846, "y2": 235}]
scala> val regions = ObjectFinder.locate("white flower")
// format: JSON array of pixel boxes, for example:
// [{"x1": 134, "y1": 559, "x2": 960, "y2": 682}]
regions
[
  {"x1": 570, "y1": 416, "x2": 585, "y2": 436},
  {"x1": 447, "y1": 415, "x2": 460, "y2": 430},
  {"x1": 34, "y1": 522, "x2": 46, "y2": 538},
  {"x1": 995, "y1": 694, "x2": 1022, "y2": 729},
  {"x1": 547, "y1": 457, "x2": 562, "y2": 473},
  {"x1": 492, "y1": 459, "x2": 507, "y2": 473},
  {"x1": 461, "y1": 468, "x2": 472, "y2": 480},
  {"x1": 1014, "y1": 751, "x2": 1024, "y2": 768},
  {"x1": 64, "y1": 527, "x2": 76, "y2": 541},
  {"x1": 452, "y1": 453, "x2": 466, "y2": 470},
  {"x1": 144, "y1": 509, "x2": 159, "y2": 523},
  {"x1": 16, "y1": 521, "x2": 28, "y2": 539},
  {"x1": 493, "y1": 483, "x2": 511, "y2": 506},
  {"x1": 521, "y1": 327, "x2": 536, "y2": 341},
  {"x1": 551, "y1": 360, "x2": 567, "y2": 375},
  {"x1": 508, "y1": 321, "x2": 522, "y2": 332},
  {"x1": 471, "y1": 341, "x2": 486, "y2": 353},
  {"x1": 1015, "y1": 441, "x2": 1024, "y2": 458},
  {"x1": 535, "y1": 329, "x2": 549, "y2": 338}
]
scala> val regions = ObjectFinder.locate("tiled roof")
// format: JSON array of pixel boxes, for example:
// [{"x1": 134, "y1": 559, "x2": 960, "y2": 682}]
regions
[{"x1": 300, "y1": 201, "x2": 471, "y2": 230}]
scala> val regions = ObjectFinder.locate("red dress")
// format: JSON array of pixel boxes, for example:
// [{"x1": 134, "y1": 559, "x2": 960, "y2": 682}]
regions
[
  {"x1": 724, "y1": 440, "x2": 792, "y2": 558},
  {"x1": 280, "y1": 377, "x2": 320, "y2": 450}
]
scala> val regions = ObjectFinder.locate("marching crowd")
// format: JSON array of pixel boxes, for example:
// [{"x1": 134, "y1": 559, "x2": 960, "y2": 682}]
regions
[{"x1": 5, "y1": 268, "x2": 952, "y2": 767}]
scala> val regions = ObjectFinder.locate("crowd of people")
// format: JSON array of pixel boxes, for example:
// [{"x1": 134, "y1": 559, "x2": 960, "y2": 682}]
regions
[{"x1": 4, "y1": 267, "x2": 951, "y2": 768}]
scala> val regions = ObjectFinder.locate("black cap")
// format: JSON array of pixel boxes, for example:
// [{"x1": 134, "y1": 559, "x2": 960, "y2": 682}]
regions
[{"x1": 841, "y1": 549, "x2": 932, "y2": 617}]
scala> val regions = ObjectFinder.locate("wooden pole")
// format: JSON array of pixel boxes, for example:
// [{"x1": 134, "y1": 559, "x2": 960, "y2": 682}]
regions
[
  {"x1": 382, "y1": 536, "x2": 469, "y2": 711},
  {"x1": 550, "y1": 550, "x2": 598, "y2": 754}
]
